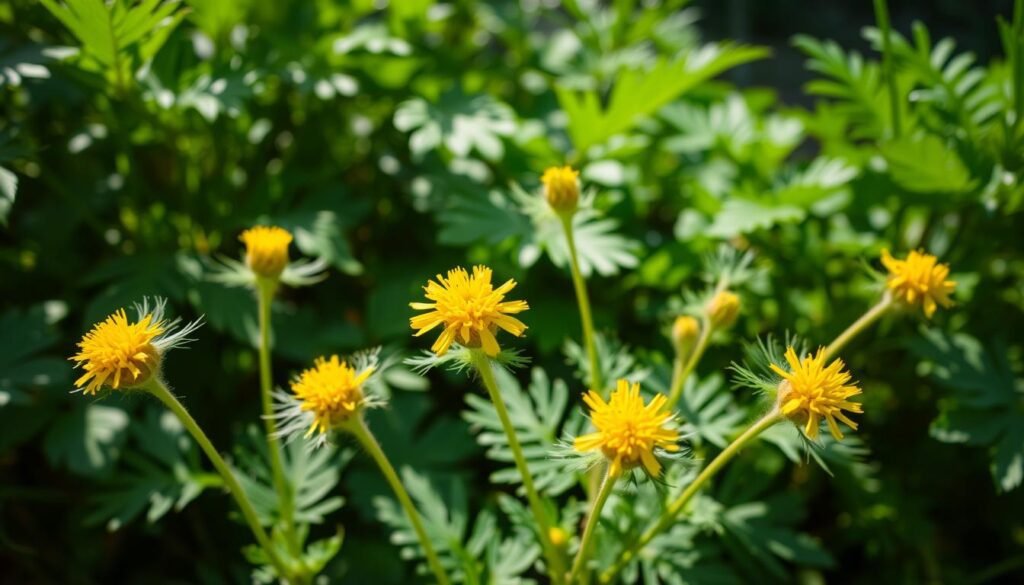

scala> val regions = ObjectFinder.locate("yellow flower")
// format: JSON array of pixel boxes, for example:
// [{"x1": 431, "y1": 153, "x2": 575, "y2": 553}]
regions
[
  {"x1": 706, "y1": 290, "x2": 740, "y2": 328},
  {"x1": 880, "y1": 249, "x2": 956, "y2": 318},
  {"x1": 574, "y1": 380, "x2": 680, "y2": 478},
  {"x1": 70, "y1": 298, "x2": 202, "y2": 395},
  {"x1": 541, "y1": 165, "x2": 580, "y2": 214},
  {"x1": 770, "y1": 347, "x2": 862, "y2": 441},
  {"x1": 240, "y1": 226, "x2": 292, "y2": 278},
  {"x1": 291, "y1": 355, "x2": 374, "y2": 436},
  {"x1": 71, "y1": 310, "x2": 163, "y2": 395},
  {"x1": 409, "y1": 265, "x2": 529, "y2": 357}
]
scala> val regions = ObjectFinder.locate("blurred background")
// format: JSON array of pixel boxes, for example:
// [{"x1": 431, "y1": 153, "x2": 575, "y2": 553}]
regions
[{"x1": 2, "y1": 0, "x2": 1023, "y2": 583}]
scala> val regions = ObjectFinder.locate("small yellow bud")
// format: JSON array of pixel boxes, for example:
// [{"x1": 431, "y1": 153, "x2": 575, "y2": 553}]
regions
[
  {"x1": 671, "y1": 315, "x2": 700, "y2": 355},
  {"x1": 541, "y1": 165, "x2": 580, "y2": 215},
  {"x1": 706, "y1": 291, "x2": 740, "y2": 329},
  {"x1": 548, "y1": 526, "x2": 568, "y2": 548},
  {"x1": 240, "y1": 226, "x2": 292, "y2": 278}
]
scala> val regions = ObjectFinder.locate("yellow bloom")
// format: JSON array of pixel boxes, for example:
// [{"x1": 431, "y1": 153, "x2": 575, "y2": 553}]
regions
[
  {"x1": 541, "y1": 165, "x2": 580, "y2": 214},
  {"x1": 706, "y1": 290, "x2": 740, "y2": 328},
  {"x1": 291, "y1": 355, "x2": 374, "y2": 436},
  {"x1": 409, "y1": 265, "x2": 529, "y2": 357},
  {"x1": 770, "y1": 347, "x2": 862, "y2": 441},
  {"x1": 240, "y1": 226, "x2": 292, "y2": 278},
  {"x1": 71, "y1": 310, "x2": 163, "y2": 395},
  {"x1": 574, "y1": 380, "x2": 680, "y2": 478},
  {"x1": 880, "y1": 249, "x2": 956, "y2": 318}
]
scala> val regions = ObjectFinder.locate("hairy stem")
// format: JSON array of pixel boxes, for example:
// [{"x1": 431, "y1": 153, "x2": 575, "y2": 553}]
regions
[
  {"x1": 560, "y1": 216, "x2": 603, "y2": 395},
  {"x1": 470, "y1": 350, "x2": 567, "y2": 585},
  {"x1": 347, "y1": 417, "x2": 451, "y2": 585},
  {"x1": 568, "y1": 469, "x2": 617, "y2": 584},
  {"x1": 599, "y1": 412, "x2": 781, "y2": 584},
  {"x1": 824, "y1": 294, "x2": 893, "y2": 361},
  {"x1": 256, "y1": 280, "x2": 298, "y2": 555},
  {"x1": 145, "y1": 379, "x2": 291, "y2": 581}
]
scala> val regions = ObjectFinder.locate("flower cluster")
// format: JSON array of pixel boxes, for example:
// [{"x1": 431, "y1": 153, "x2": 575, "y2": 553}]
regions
[
  {"x1": 881, "y1": 249, "x2": 956, "y2": 317},
  {"x1": 771, "y1": 347, "x2": 862, "y2": 440}
]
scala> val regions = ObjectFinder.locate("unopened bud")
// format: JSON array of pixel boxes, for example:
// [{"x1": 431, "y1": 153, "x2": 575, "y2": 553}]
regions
[
  {"x1": 548, "y1": 526, "x2": 568, "y2": 548},
  {"x1": 541, "y1": 166, "x2": 580, "y2": 215},
  {"x1": 671, "y1": 315, "x2": 700, "y2": 356},
  {"x1": 706, "y1": 291, "x2": 740, "y2": 329}
]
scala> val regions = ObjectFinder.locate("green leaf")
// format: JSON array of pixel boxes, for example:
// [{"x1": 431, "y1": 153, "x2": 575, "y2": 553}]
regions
[
  {"x1": 706, "y1": 199, "x2": 805, "y2": 239},
  {"x1": 39, "y1": 0, "x2": 186, "y2": 88},
  {"x1": 879, "y1": 134, "x2": 977, "y2": 195},
  {"x1": 438, "y1": 190, "x2": 531, "y2": 246},
  {"x1": 86, "y1": 409, "x2": 214, "y2": 530},
  {"x1": 462, "y1": 367, "x2": 584, "y2": 496},
  {"x1": 0, "y1": 166, "x2": 16, "y2": 226},
  {"x1": 912, "y1": 328, "x2": 1024, "y2": 491},
  {"x1": 395, "y1": 90, "x2": 517, "y2": 161},
  {"x1": 43, "y1": 403, "x2": 129, "y2": 476},
  {"x1": 557, "y1": 43, "x2": 769, "y2": 151}
]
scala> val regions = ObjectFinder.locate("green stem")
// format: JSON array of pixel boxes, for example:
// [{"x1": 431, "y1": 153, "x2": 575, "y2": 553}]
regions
[
  {"x1": 823, "y1": 294, "x2": 893, "y2": 361},
  {"x1": 347, "y1": 417, "x2": 451, "y2": 585},
  {"x1": 599, "y1": 412, "x2": 781, "y2": 584},
  {"x1": 874, "y1": 0, "x2": 901, "y2": 138},
  {"x1": 665, "y1": 317, "x2": 712, "y2": 411},
  {"x1": 256, "y1": 280, "x2": 297, "y2": 553},
  {"x1": 144, "y1": 379, "x2": 290, "y2": 581},
  {"x1": 568, "y1": 470, "x2": 617, "y2": 584},
  {"x1": 470, "y1": 350, "x2": 567, "y2": 585},
  {"x1": 560, "y1": 216, "x2": 602, "y2": 395}
]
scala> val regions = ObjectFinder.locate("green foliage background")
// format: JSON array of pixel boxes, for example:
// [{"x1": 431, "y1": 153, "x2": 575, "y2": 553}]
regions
[{"x1": 2, "y1": 0, "x2": 1024, "y2": 583}]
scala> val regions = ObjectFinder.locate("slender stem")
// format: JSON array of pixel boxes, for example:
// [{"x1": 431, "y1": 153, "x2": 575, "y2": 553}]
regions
[
  {"x1": 823, "y1": 294, "x2": 893, "y2": 361},
  {"x1": 874, "y1": 0, "x2": 901, "y2": 138},
  {"x1": 599, "y1": 412, "x2": 781, "y2": 584},
  {"x1": 665, "y1": 317, "x2": 712, "y2": 411},
  {"x1": 256, "y1": 280, "x2": 299, "y2": 558},
  {"x1": 469, "y1": 350, "x2": 567, "y2": 585},
  {"x1": 560, "y1": 216, "x2": 602, "y2": 395},
  {"x1": 347, "y1": 417, "x2": 451, "y2": 585},
  {"x1": 568, "y1": 470, "x2": 617, "y2": 584},
  {"x1": 144, "y1": 379, "x2": 290, "y2": 581}
]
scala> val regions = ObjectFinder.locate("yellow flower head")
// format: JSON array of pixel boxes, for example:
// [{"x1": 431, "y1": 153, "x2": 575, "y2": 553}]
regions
[
  {"x1": 770, "y1": 347, "x2": 862, "y2": 441},
  {"x1": 541, "y1": 165, "x2": 580, "y2": 214},
  {"x1": 291, "y1": 355, "x2": 374, "y2": 436},
  {"x1": 409, "y1": 265, "x2": 529, "y2": 357},
  {"x1": 574, "y1": 380, "x2": 680, "y2": 478},
  {"x1": 880, "y1": 249, "x2": 956, "y2": 318},
  {"x1": 240, "y1": 226, "x2": 292, "y2": 278},
  {"x1": 71, "y1": 310, "x2": 164, "y2": 395},
  {"x1": 706, "y1": 290, "x2": 740, "y2": 328}
]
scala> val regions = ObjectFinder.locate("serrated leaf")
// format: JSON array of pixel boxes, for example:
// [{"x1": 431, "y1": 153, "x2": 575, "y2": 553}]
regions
[
  {"x1": 912, "y1": 328, "x2": 1024, "y2": 491},
  {"x1": 879, "y1": 134, "x2": 977, "y2": 195}
]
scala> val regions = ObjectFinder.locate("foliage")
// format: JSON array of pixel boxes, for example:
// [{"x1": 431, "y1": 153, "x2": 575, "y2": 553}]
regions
[{"x1": 3, "y1": 0, "x2": 1024, "y2": 584}]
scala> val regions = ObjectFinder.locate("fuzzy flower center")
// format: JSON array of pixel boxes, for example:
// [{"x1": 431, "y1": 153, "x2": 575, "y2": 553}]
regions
[
  {"x1": 770, "y1": 347, "x2": 862, "y2": 440},
  {"x1": 409, "y1": 265, "x2": 529, "y2": 356},
  {"x1": 240, "y1": 226, "x2": 293, "y2": 278},
  {"x1": 291, "y1": 355, "x2": 374, "y2": 436},
  {"x1": 881, "y1": 249, "x2": 956, "y2": 318},
  {"x1": 71, "y1": 310, "x2": 164, "y2": 395},
  {"x1": 574, "y1": 380, "x2": 680, "y2": 477}
]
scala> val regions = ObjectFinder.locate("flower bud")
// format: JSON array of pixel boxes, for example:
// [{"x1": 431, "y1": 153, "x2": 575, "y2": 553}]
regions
[
  {"x1": 240, "y1": 226, "x2": 292, "y2": 279},
  {"x1": 671, "y1": 315, "x2": 700, "y2": 356},
  {"x1": 706, "y1": 291, "x2": 740, "y2": 329},
  {"x1": 548, "y1": 526, "x2": 568, "y2": 548},
  {"x1": 541, "y1": 166, "x2": 580, "y2": 215}
]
